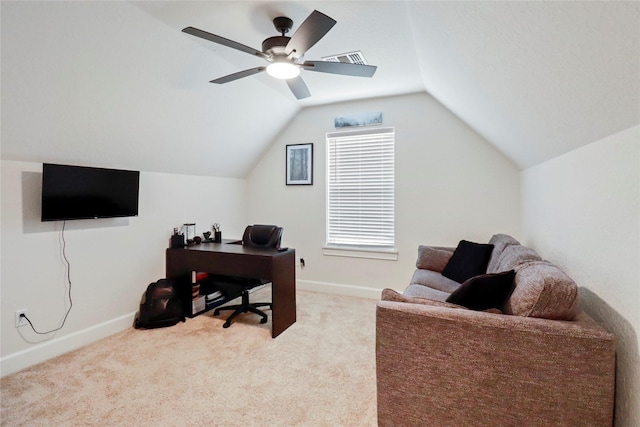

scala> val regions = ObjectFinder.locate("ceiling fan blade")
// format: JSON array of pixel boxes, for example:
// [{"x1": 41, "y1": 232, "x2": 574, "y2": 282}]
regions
[
  {"x1": 302, "y1": 61, "x2": 377, "y2": 77},
  {"x1": 285, "y1": 10, "x2": 336, "y2": 59},
  {"x1": 210, "y1": 67, "x2": 266, "y2": 84},
  {"x1": 286, "y1": 76, "x2": 311, "y2": 99},
  {"x1": 183, "y1": 27, "x2": 268, "y2": 60}
]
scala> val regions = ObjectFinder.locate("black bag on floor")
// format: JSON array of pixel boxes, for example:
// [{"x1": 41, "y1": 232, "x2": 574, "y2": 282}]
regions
[{"x1": 134, "y1": 279, "x2": 185, "y2": 329}]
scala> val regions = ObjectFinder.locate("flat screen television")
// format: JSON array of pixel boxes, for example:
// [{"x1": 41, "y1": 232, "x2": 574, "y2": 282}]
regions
[{"x1": 41, "y1": 163, "x2": 140, "y2": 221}]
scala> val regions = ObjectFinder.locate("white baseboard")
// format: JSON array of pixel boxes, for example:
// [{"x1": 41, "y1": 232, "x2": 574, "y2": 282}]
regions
[
  {"x1": 1, "y1": 312, "x2": 136, "y2": 377},
  {"x1": 296, "y1": 279, "x2": 383, "y2": 300}
]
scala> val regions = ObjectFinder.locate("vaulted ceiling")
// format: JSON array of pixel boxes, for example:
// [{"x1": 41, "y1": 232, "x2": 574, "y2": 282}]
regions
[{"x1": 2, "y1": 1, "x2": 639, "y2": 177}]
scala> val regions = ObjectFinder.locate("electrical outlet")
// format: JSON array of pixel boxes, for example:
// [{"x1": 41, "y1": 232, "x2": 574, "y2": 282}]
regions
[{"x1": 15, "y1": 309, "x2": 28, "y2": 328}]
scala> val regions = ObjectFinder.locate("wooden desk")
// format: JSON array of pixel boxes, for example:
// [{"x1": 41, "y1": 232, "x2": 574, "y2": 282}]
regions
[{"x1": 166, "y1": 241, "x2": 296, "y2": 338}]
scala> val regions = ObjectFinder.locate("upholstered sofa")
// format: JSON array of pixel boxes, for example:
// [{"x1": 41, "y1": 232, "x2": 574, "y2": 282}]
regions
[{"x1": 376, "y1": 234, "x2": 615, "y2": 427}]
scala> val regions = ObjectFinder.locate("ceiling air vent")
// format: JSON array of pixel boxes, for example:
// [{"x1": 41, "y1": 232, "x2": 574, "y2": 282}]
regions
[{"x1": 321, "y1": 51, "x2": 368, "y2": 65}]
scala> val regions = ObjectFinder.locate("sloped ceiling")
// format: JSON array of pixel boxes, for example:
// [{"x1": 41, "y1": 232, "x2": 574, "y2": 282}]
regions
[
  {"x1": 406, "y1": 1, "x2": 640, "y2": 168},
  {"x1": 1, "y1": 1, "x2": 638, "y2": 177}
]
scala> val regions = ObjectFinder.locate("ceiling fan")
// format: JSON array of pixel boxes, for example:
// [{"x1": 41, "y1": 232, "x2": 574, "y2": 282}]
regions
[{"x1": 182, "y1": 10, "x2": 377, "y2": 99}]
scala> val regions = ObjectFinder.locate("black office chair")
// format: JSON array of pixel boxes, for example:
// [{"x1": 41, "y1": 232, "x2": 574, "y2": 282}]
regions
[{"x1": 213, "y1": 225, "x2": 283, "y2": 328}]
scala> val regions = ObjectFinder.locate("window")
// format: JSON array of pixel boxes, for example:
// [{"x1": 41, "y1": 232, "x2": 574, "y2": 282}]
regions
[{"x1": 326, "y1": 127, "x2": 395, "y2": 252}]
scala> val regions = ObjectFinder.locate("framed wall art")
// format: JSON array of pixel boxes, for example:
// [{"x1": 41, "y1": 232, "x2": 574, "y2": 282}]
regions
[
  {"x1": 334, "y1": 111, "x2": 383, "y2": 128},
  {"x1": 286, "y1": 143, "x2": 313, "y2": 185}
]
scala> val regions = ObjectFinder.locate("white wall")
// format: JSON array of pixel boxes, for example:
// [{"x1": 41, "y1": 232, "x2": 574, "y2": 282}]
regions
[
  {"x1": 521, "y1": 125, "x2": 640, "y2": 427},
  {"x1": 1, "y1": 160, "x2": 247, "y2": 376},
  {"x1": 246, "y1": 92, "x2": 521, "y2": 296},
  {"x1": 1, "y1": 1, "x2": 256, "y2": 376}
]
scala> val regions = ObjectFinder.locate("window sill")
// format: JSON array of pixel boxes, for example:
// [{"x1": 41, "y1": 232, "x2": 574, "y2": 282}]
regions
[{"x1": 322, "y1": 245, "x2": 398, "y2": 261}]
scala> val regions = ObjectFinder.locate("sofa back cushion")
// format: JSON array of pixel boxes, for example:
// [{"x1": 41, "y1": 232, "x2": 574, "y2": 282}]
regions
[
  {"x1": 505, "y1": 261, "x2": 579, "y2": 320},
  {"x1": 486, "y1": 234, "x2": 520, "y2": 273},
  {"x1": 494, "y1": 245, "x2": 542, "y2": 272}
]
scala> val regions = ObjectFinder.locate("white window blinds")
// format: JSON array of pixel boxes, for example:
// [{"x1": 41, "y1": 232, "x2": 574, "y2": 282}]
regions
[{"x1": 326, "y1": 127, "x2": 395, "y2": 247}]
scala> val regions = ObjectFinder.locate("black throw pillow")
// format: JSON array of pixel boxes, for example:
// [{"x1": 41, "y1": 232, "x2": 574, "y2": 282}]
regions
[
  {"x1": 441, "y1": 240, "x2": 494, "y2": 283},
  {"x1": 446, "y1": 270, "x2": 516, "y2": 311}
]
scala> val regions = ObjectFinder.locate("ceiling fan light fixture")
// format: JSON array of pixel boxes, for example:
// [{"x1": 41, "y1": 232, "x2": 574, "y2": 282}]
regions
[{"x1": 266, "y1": 62, "x2": 300, "y2": 79}]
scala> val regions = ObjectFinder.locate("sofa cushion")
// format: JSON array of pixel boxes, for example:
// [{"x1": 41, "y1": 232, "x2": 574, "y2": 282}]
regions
[
  {"x1": 486, "y1": 234, "x2": 520, "y2": 273},
  {"x1": 415, "y1": 245, "x2": 454, "y2": 272},
  {"x1": 442, "y1": 240, "x2": 494, "y2": 283},
  {"x1": 446, "y1": 270, "x2": 516, "y2": 311},
  {"x1": 495, "y1": 245, "x2": 542, "y2": 272},
  {"x1": 505, "y1": 261, "x2": 579, "y2": 320},
  {"x1": 382, "y1": 288, "x2": 463, "y2": 309},
  {"x1": 403, "y1": 284, "x2": 451, "y2": 302},
  {"x1": 410, "y1": 269, "x2": 461, "y2": 294}
]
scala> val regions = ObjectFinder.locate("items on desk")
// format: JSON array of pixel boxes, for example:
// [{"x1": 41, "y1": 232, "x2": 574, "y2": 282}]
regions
[
  {"x1": 183, "y1": 223, "x2": 196, "y2": 246},
  {"x1": 170, "y1": 225, "x2": 203, "y2": 248},
  {"x1": 213, "y1": 223, "x2": 222, "y2": 243},
  {"x1": 170, "y1": 228, "x2": 185, "y2": 249},
  {"x1": 182, "y1": 223, "x2": 196, "y2": 239},
  {"x1": 200, "y1": 224, "x2": 221, "y2": 243}
]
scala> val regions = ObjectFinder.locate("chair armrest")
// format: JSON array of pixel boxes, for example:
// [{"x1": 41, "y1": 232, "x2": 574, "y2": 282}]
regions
[{"x1": 376, "y1": 300, "x2": 615, "y2": 427}]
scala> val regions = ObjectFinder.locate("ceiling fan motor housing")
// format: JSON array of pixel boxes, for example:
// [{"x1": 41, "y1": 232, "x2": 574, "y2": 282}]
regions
[{"x1": 262, "y1": 36, "x2": 291, "y2": 57}]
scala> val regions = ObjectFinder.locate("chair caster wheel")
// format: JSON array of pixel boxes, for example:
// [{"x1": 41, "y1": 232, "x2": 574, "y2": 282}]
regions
[
  {"x1": 214, "y1": 309, "x2": 220, "y2": 316},
  {"x1": 260, "y1": 318, "x2": 268, "y2": 324},
  {"x1": 223, "y1": 322, "x2": 230, "y2": 328}
]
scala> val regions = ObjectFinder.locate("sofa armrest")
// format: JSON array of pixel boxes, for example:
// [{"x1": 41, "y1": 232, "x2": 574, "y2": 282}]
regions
[{"x1": 376, "y1": 300, "x2": 615, "y2": 427}]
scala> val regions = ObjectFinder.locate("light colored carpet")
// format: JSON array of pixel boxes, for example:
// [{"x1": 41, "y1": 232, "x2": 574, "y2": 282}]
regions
[{"x1": 1, "y1": 290, "x2": 378, "y2": 426}]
